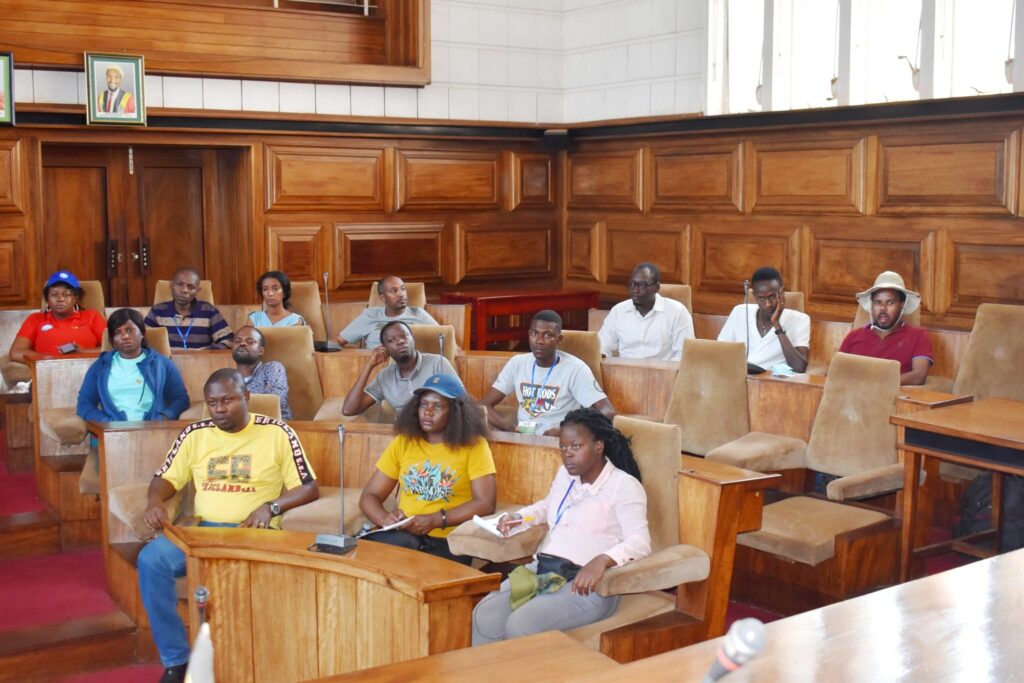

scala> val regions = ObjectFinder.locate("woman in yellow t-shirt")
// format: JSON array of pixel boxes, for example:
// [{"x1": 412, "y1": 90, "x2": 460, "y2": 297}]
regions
[{"x1": 359, "y1": 373, "x2": 497, "y2": 564}]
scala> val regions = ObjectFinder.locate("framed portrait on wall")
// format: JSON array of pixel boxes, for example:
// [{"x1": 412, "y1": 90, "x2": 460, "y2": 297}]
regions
[
  {"x1": 85, "y1": 53, "x2": 146, "y2": 126},
  {"x1": 0, "y1": 52, "x2": 13, "y2": 126}
]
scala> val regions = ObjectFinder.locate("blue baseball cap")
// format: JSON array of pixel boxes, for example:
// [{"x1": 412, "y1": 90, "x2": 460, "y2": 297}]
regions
[
  {"x1": 413, "y1": 374, "x2": 466, "y2": 400},
  {"x1": 45, "y1": 271, "x2": 81, "y2": 290}
]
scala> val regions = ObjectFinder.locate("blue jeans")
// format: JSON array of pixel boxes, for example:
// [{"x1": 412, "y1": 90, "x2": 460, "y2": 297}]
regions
[{"x1": 137, "y1": 522, "x2": 236, "y2": 667}]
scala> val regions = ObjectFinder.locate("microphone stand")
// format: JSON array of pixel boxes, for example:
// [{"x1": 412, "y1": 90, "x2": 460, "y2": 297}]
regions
[
  {"x1": 312, "y1": 425, "x2": 358, "y2": 554},
  {"x1": 194, "y1": 585, "x2": 209, "y2": 625},
  {"x1": 316, "y1": 271, "x2": 342, "y2": 352}
]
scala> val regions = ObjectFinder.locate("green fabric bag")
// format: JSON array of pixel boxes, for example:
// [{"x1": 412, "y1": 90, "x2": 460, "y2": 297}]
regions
[{"x1": 508, "y1": 565, "x2": 568, "y2": 611}]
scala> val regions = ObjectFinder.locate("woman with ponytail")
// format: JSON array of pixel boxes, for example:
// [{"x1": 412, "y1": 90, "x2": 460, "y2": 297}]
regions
[{"x1": 472, "y1": 407, "x2": 650, "y2": 644}]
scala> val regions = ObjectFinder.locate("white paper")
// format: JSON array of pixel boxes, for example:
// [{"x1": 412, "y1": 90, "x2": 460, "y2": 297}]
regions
[
  {"x1": 360, "y1": 515, "x2": 413, "y2": 537},
  {"x1": 472, "y1": 514, "x2": 531, "y2": 538}
]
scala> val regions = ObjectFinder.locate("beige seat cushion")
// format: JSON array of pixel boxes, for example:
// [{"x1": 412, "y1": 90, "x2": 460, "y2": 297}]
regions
[
  {"x1": 446, "y1": 521, "x2": 549, "y2": 563},
  {"x1": 280, "y1": 486, "x2": 396, "y2": 536},
  {"x1": 180, "y1": 401, "x2": 204, "y2": 420},
  {"x1": 313, "y1": 397, "x2": 395, "y2": 423},
  {"x1": 706, "y1": 431, "x2": 807, "y2": 472},
  {"x1": 109, "y1": 482, "x2": 186, "y2": 542},
  {"x1": 258, "y1": 326, "x2": 324, "y2": 420},
  {"x1": 0, "y1": 357, "x2": 31, "y2": 386},
  {"x1": 738, "y1": 496, "x2": 889, "y2": 566},
  {"x1": 39, "y1": 406, "x2": 89, "y2": 446},
  {"x1": 565, "y1": 592, "x2": 675, "y2": 650}
]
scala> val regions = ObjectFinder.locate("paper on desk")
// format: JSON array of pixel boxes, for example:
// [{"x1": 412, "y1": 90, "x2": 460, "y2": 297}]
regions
[
  {"x1": 360, "y1": 515, "x2": 413, "y2": 537},
  {"x1": 473, "y1": 514, "x2": 532, "y2": 538}
]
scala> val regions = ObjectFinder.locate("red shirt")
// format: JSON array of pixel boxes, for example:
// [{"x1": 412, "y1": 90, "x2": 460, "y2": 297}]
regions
[
  {"x1": 838, "y1": 322, "x2": 934, "y2": 373},
  {"x1": 15, "y1": 309, "x2": 106, "y2": 355}
]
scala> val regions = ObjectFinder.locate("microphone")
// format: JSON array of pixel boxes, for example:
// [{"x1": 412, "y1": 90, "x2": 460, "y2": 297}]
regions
[
  {"x1": 194, "y1": 585, "x2": 209, "y2": 625},
  {"x1": 312, "y1": 425, "x2": 358, "y2": 554},
  {"x1": 701, "y1": 618, "x2": 766, "y2": 683},
  {"x1": 316, "y1": 271, "x2": 341, "y2": 352}
]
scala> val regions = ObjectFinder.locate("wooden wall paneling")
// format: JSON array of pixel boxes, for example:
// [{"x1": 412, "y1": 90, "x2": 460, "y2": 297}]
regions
[
  {"x1": 459, "y1": 222, "x2": 554, "y2": 280},
  {"x1": 264, "y1": 145, "x2": 388, "y2": 212},
  {"x1": 604, "y1": 221, "x2": 689, "y2": 285},
  {"x1": 508, "y1": 151, "x2": 555, "y2": 210},
  {"x1": 0, "y1": 224, "x2": 27, "y2": 302},
  {"x1": 396, "y1": 149, "x2": 501, "y2": 211},
  {"x1": 0, "y1": 138, "x2": 25, "y2": 214},
  {"x1": 333, "y1": 222, "x2": 446, "y2": 286},
  {"x1": 567, "y1": 148, "x2": 644, "y2": 211},
  {"x1": 749, "y1": 136, "x2": 867, "y2": 214},
  {"x1": 267, "y1": 223, "x2": 325, "y2": 282},
  {"x1": 938, "y1": 222, "x2": 1024, "y2": 317},
  {"x1": 566, "y1": 220, "x2": 604, "y2": 283},
  {"x1": 648, "y1": 142, "x2": 743, "y2": 213},
  {"x1": 876, "y1": 127, "x2": 1020, "y2": 215}
]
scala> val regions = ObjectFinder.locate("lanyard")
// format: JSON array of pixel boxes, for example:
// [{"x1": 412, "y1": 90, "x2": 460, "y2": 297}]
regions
[
  {"x1": 523, "y1": 356, "x2": 558, "y2": 412},
  {"x1": 174, "y1": 315, "x2": 195, "y2": 350},
  {"x1": 554, "y1": 480, "x2": 575, "y2": 526}
]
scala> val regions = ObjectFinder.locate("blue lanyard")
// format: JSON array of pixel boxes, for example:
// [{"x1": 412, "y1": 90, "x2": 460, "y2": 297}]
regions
[
  {"x1": 174, "y1": 315, "x2": 195, "y2": 350},
  {"x1": 524, "y1": 356, "x2": 558, "y2": 412},
  {"x1": 554, "y1": 480, "x2": 575, "y2": 526}
]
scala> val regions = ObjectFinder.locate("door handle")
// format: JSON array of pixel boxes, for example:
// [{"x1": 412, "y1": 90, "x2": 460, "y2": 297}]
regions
[
  {"x1": 106, "y1": 239, "x2": 119, "y2": 277},
  {"x1": 138, "y1": 237, "x2": 151, "y2": 275}
]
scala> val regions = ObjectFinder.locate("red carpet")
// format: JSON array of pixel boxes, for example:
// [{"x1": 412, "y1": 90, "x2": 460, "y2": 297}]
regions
[
  {"x1": 0, "y1": 470, "x2": 45, "y2": 515},
  {"x1": 0, "y1": 549, "x2": 117, "y2": 632},
  {"x1": 59, "y1": 664, "x2": 164, "y2": 683}
]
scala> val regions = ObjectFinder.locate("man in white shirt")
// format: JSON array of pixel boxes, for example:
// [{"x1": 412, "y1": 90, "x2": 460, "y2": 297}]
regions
[
  {"x1": 717, "y1": 266, "x2": 810, "y2": 372},
  {"x1": 597, "y1": 262, "x2": 694, "y2": 360}
]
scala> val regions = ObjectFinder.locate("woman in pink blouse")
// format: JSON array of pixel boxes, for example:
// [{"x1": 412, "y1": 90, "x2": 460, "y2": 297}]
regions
[{"x1": 472, "y1": 408, "x2": 651, "y2": 644}]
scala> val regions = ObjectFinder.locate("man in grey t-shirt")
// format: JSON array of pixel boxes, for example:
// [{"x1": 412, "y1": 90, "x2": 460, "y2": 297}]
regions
[
  {"x1": 482, "y1": 310, "x2": 615, "y2": 436},
  {"x1": 336, "y1": 275, "x2": 439, "y2": 350},
  {"x1": 342, "y1": 320, "x2": 457, "y2": 417}
]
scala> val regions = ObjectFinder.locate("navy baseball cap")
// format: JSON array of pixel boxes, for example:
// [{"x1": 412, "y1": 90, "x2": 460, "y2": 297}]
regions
[
  {"x1": 45, "y1": 271, "x2": 81, "y2": 289},
  {"x1": 413, "y1": 374, "x2": 466, "y2": 400}
]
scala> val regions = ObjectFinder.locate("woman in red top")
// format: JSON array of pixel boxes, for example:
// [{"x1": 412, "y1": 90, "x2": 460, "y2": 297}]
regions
[{"x1": 9, "y1": 271, "x2": 106, "y2": 362}]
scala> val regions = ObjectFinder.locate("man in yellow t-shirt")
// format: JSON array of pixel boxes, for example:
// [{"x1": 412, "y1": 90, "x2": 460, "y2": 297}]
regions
[{"x1": 138, "y1": 369, "x2": 319, "y2": 683}]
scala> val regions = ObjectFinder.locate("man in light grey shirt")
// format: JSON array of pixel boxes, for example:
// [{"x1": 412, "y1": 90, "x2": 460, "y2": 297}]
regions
[
  {"x1": 342, "y1": 321, "x2": 457, "y2": 417},
  {"x1": 336, "y1": 275, "x2": 439, "y2": 350}
]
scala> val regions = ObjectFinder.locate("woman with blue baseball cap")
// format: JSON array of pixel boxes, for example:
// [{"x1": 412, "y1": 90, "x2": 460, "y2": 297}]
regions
[
  {"x1": 9, "y1": 271, "x2": 106, "y2": 362},
  {"x1": 359, "y1": 373, "x2": 497, "y2": 564}
]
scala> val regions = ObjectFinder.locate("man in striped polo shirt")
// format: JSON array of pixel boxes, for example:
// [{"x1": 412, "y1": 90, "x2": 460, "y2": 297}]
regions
[{"x1": 144, "y1": 268, "x2": 233, "y2": 350}]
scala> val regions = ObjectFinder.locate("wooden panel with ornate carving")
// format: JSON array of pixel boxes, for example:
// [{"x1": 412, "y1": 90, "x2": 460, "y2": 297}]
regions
[
  {"x1": 265, "y1": 145, "x2": 387, "y2": 212},
  {"x1": 941, "y1": 226, "x2": 1024, "y2": 316},
  {"x1": 566, "y1": 221, "x2": 603, "y2": 283},
  {"x1": 0, "y1": 139, "x2": 25, "y2": 214},
  {"x1": 692, "y1": 222, "x2": 802, "y2": 295},
  {"x1": 605, "y1": 222, "x2": 688, "y2": 284},
  {"x1": 876, "y1": 130, "x2": 1019, "y2": 215},
  {"x1": 750, "y1": 138, "x2": 866, "y2": 214},
  {"x1": 267, "y1": 224, "x2": 324, "y2": 282},
  {"x1": 509, "y1": 152, "x2": 554, "y2": 210},
  {"x1": 0, "y1": 227, "x2": 26, "y2": 302},
  {"x1": 804, "y1": 224, "x2": 935, "y2": 310},
  {"x1": 567, "y1": 149, "x2": 643, "y2": 210},
  {"x1": 460, "y1": 223, "x2": 553, "y2": 279},
  {"x1": 396, "y1": 150, "x2": 501, "y2": 211},
  {"x1": 333, "y1": 222, "x2": 445, "y2": 285},
  {"x1": 649, "y1": 142, "x2": 742, "y2": 212}
]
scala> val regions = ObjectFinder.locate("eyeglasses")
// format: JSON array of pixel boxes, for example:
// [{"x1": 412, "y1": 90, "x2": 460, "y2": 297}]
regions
[
  {"x1": 628, "y1": 280, "x2": 658, "y2": 291},
  {"x1": 528, "y1": 329, "x2": 558, "y2": 341}
]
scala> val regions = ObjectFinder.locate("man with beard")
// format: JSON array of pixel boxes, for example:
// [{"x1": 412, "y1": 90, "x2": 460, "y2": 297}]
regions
[
  {"x1": 342, "y1": 320, "x2": 457, "y2": 418},
  {"x1": 230, "y1": 326, "x2": 292, "y2": 419},
  {"x1": 839, "y1": 271, "x2": 933, "y2": 385},
  {"x1": 336, "y1": 275, "x2": 439, "y2": 350},
  {"x1": 598, "y1": 262, "x2": 694, "y2": 360}
]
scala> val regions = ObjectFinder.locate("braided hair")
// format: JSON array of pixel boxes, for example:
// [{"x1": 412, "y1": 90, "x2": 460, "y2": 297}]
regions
[{"x1": 560, "y1": 408, "x2": 642, "y2": 482}]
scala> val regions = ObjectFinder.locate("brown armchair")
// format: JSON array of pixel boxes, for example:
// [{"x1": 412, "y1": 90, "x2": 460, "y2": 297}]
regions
[
  {"x1": 410, "y1": 323, "x2": 457, "y2": 365},
  {"x1": 258, "y1": 326, "x2": 324, "y2": 420},
  {"x1": 559, "y1": 330, "x2": 604, "y2": 386},
  {"x1": 288, "y1": 280, "x2": 327, "y2": 342}
]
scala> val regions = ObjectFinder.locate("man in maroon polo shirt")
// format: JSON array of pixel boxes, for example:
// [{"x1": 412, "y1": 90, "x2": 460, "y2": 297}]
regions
[{"x1": 838, "y1": 271, "x2": 934, "y2": 385}]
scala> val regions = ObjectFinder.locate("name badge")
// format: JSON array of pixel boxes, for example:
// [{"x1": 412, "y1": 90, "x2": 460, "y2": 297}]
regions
[
  {"x1": 517, "y1": 420, "x2": 537, "y2": 435},
  {"x1": 41, "y1": 324, "x2": 54, "y2": 332}
]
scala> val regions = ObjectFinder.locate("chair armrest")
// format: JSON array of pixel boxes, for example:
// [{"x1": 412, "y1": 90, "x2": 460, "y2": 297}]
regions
[
  {"x1": 446, "y1": 521, "x2": 548, "y2": 563},
  {"x1": 826, "y1": 463, "x2": 908, "y2": 501},
  {"x1": 108, "y1": 482, "x2": 185, "y2": 542},
  {"x1": 596, "y1": 544, "x2": 710, "y2": 596}
]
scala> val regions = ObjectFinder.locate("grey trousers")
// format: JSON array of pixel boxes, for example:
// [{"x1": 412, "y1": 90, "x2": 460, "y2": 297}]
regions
[{"x1": 471, "y1": 570, "x2": 621, "y2": 645}]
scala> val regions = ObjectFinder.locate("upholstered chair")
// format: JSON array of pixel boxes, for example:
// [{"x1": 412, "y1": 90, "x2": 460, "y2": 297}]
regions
[
  {"x1": 152, "y1": 279, "x2": 215, "y2": 305},
  {"x1": 659, "y1": 283, "x2": 692, "y2": 313},
  {"x1": 783, "y1": 290, "x2": 805, "y2": 312},
  {"x1": 559, "y1": 330, "x2": 604, "y2": 385},
  {"x1": 368, "y1": 281, "x2": 427, "y2": 308},
  {"x1": 288, "y1": 281, "x2": 327, "y2": 342},
  {"x1": 256, "y1": 325, "x2": 324, "y2": 420},
  {"x1": 409, "y1": 323, "x2": 457, "y2": 365}
]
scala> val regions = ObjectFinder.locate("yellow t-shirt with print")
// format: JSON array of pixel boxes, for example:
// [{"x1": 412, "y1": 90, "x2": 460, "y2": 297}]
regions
[
  {"x1": 156, "y1": 414, "x2": 316, "y2": 527},
  {"x1": 375, "y1": 435, "x2": 496, "y2": 538}
]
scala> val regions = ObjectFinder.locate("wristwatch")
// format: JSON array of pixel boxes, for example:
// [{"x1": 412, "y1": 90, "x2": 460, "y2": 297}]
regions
[
  {"x1": 774, "y1": 327, "x2": 786, "y2": 336},
  {"x1": 267, "y1": 501, "x2": 282, "y2": 516},
  {"x1": 440, "y1": 508, "x2": 447, "y2": 530}
]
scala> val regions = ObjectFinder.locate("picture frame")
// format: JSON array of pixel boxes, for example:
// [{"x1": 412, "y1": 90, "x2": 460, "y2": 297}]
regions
[
  {"x1": 85, "y1": 52, "x2": 146, "y2": 126},
  {"x1": 0, "y1": 52, "x2": 13, "y2": 126}
]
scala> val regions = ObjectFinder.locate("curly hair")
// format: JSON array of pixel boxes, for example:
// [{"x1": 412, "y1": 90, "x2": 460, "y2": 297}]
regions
[
  {"x1": 560, "y1": 408, "x2": 642, "y2": 482},
  {"x1": 394, "y1": 390, "x2": 490, "y2": 448}
]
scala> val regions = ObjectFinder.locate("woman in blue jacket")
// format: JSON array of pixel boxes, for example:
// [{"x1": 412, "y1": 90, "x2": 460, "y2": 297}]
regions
[{"x1": 77, "y1": 308, "x2": 190, "y2": 422}]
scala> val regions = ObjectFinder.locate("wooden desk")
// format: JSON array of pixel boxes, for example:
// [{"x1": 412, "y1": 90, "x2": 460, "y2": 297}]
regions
[
  {"x1": 582, "y1": 549, "x2": 1024, "y2": 682},
  {"x1": 440, "y1": 290, "x2": 599, "y2": 350},
  {"x1": 318, "y1": 631, "x2": 618, "y2": 682},
  {"x1": 166, "y1": 525, "x2": 500, "y2": 682},
  {"x1": 894, "y1": 397, "x2": 1024, "y2": 581}
]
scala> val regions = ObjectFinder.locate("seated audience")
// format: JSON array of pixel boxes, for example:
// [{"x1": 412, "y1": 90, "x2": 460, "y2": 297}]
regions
[
  {"x1": 471, "y1": 408, "x2": 650, "y2": 644},
  {"x1": 9, "y1": 270, "x2": 105, "y2": 362},
  {"x1": 337, "y1": 275, "x2": 439, "y2": 349},
  {"x1": 597, "y1": 262, "x2": 694, "y2": 360},
  {"x1": 839, "y1": 271, "x2": 933, "y2": 385},
  {"x1": 76, "y1": 308, "x2": 189, "y2": 422},
  {"x1": 145, "y1": 268, "x2": 233, "y2": 350},
  {"x1": 247, "y1": 270, "x2": 306, "y2": 327},
  {"x1": 138, "y1": 369, "x2": 318, "y2": 683},
  {"x1": 343, "y1": 320, "x2": 458, "y2": 418},
  {"x1": 231, "y1": 325, "x2": 292, "y2": 420},
  {"x1": 482, "y1": 310, "x2": 615, "y2": 436},
  {"x1": 359, "y1": 374, "x2": 496, "y2": 565},
  {"x1": 717, "y1": 266, "x2": 810, "y2": 372}
]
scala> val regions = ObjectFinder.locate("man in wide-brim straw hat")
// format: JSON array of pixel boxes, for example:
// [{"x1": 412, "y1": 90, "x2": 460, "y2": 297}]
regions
[{"x1": 838, "y1": 271, "x2": 934, "y2": 385}]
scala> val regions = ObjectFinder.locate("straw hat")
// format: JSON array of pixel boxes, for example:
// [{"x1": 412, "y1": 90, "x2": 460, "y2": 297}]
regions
[{"x1": 856, "y1": 271, "x2": 920, "y2": 316}]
